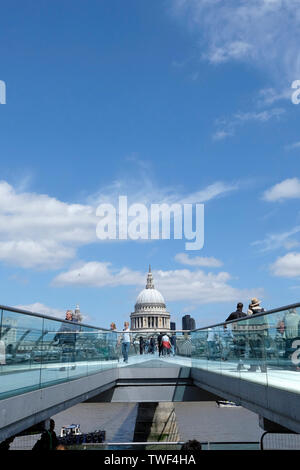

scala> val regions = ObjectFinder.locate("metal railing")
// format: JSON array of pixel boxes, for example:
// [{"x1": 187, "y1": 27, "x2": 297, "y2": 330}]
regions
[
  {"x1": 190, "y1": 302, "x2": 300, "y2": 393},
  {"x1": 1, "y1": 301, "x2": 300, "y2": 400},
  {"x1": 193, "y1": 302, "x2": 300, "y2": 331}
]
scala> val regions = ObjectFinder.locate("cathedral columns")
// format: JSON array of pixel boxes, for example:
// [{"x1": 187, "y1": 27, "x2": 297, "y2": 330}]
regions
[{"x1": 131, "y1": 315, "x2": 170, "y2": 331}]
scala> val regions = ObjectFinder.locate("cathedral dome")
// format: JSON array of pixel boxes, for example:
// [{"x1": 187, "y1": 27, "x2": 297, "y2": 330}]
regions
[
  {"x1": 135, "y1": 288, "x2": 166, "y2": 308},
  {"x1": 131, "y1": 266, "x2": 170, "y2": 331},
  {"x1": 134, "y1": 266, "x2": 166, "y2": 310}
]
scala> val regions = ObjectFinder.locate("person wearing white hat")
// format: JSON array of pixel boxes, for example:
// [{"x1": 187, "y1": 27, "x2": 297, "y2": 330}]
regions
[
  {"x1": 247, "y1": 298, "x2": 263, "y2": 315},
  {"x1": 247, "y1": 298, "x2": 268, "y2": 372}
]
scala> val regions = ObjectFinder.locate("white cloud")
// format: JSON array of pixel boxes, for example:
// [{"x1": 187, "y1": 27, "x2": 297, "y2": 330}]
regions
[
  {"x1": 263, "y1": 178, "x2": 300, "y2": 202},
  {"x1": 53, "y1": 262, "x2": 262, "y2": 306},
  {"x1": 14, "y1": 302, "x2": 91, "y2": 323},
  {"x1": 271, "y1": 252, "x2": 300, "y2": 278},
  {"x1": 0, "y1": 180, "x2": 97, "y2": 269},
  {"x1": 14, "y1": 302, "x2": 66, "y2": 319},
  {"x1": 180, "y1": 181, "x2": 238, "y2": 203},
  {"x1": 171, "y1": 0, "x2": 300, "y2": 86},
  {"x1": 213, "y1": 130, "x2": 234, "y2": 141},
  {"x1": 90, "y1": 178, "x2": 238, "y2": 207},
  {"x1": 285, "y1": 141, "x2": 300, "y2": 151},
  {"x1": 235, "y1": 109, "x2": 285, "y2": 123},
  {"x1": 0, "y1": 240, "x2": 75, "y2": 269},
  {"x1": 53, "y1": 262, "x2": 144, "y2": 288},
  {"x1": 213, "y1": 108, "x2": 285, "y2": 140},
  {"x1": 0, "y1": 178, "x2": 237, "y2": 270},
  {"x1": 258, "y1": 87, "x2": 291, "y2": 106},
  {"x1": 175, "y1": 252, "x2": 223, "y2": 267},
  {"x1": 208, "y1": 41, "x2": 253, "y2": 64},
  {"x1": 155, "y1": 269, "x2": 261, "y2": 304},
  {"x1": 252, "y1": 226, "x2": 300, "y2": 252}
]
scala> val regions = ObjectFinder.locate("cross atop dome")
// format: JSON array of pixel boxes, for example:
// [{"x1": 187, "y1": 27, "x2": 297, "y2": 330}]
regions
[{"x1": 146, "y1": 265, "x2": 154, "y2": 289}]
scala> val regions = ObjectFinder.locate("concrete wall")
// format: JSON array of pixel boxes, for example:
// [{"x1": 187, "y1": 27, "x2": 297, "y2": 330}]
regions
[
  {"x1": 191, "y1": 368, "x2": 300, "y2": 434},
  {"x1": 0, "y1": 368, "x2": 118, "y2": 442}
]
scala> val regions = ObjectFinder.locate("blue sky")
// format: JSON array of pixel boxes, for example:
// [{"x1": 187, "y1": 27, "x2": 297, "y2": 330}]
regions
[{"x1": 1, "y1": 0, "x2": 300, "y2": 329}]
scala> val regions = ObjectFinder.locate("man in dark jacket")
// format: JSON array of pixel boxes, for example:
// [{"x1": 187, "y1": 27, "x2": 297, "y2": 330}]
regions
[
  {"x1": 149, "y1": 336, "x2": 156, "y2": 354},
  {"x1": 225, "y1": 303, "x2": 247, "y2": 371},
  {"x1": 226, "y1": 303, "x2": 247, "y2": 322},
  {"x1": 157, "y1": 333, "x2": 163, "y2": 357},
  {"x1": 139, "y1": 336, "x2": 144, "y2": 355}
]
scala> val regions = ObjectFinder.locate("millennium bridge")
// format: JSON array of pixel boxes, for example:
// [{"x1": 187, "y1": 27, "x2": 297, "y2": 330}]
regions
[{"x1": 0, "y1": 303, "x2": 300, "y2": 444}]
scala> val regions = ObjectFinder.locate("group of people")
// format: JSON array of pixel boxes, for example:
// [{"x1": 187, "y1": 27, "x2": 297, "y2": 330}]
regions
[
  {"x1": 206, "y1": 297, "x2": 300, "y2": 372},
  {"x1": 109, "y1": 321, "x2": 177, "y2": 363},
  {"x1": 139, "y1": 336, "x2": 156, "y2": 354},
  {"x1": 225, "y1": 297, "x2": 265, "y2": 322},
  {"x1": 223, "y1": 298, "x2": 267, "y2": 372},
  {"x1": 108, "y1": 321, "x2": 132, "y2": 363},
  {"x1": 55, "y1": 299, "x2": 300, "y2": 372},
  {"x1": 157, "y1": 332, "x2": 177, "y2": 357},
  {"x1": 54, "y1": 316, "x2": 179, "y2": 365},
  {"x1": 139, "y1": 333, "x2": 177, "y2": 357}
]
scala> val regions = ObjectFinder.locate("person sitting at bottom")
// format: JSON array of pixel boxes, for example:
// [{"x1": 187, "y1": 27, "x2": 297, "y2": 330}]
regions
[
  {"x1": 181, "y1": 440, "x2": 202, "y2": 451},
  {"x1": 32, "y1": 419, "x2": 59, "y2": 451},
  {"x1": 0, "y1": 436, "x2": 15, "y2": 450}
]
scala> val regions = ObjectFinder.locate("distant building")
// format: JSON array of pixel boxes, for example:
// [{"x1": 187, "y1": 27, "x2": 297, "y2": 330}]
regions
[
  {"x1": 170, "y1": 322, "x2": 176, "y2": 331},
  {"x1": 130, "y1": 266, "x2": 171, "y2": 331},
  {"x1": 73, "y1": 304, "x2": 82, "y2": 323},
  {"x1": 182, "y1": 315, "x2": 196, "y2": 332},
  {"x1": 182, "y1": 315, "x2": 190, "y2": 331}
]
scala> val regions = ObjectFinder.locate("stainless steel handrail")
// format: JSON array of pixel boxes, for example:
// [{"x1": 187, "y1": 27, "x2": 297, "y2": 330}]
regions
[
  {"x1": 1, "y1": 301, "x2": 300, "y2": 336},
  {"x1": 0, "y1": 304, "x2": 111, "y2": 331}
]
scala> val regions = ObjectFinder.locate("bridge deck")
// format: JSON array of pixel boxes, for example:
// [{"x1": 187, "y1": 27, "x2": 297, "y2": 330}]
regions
[{"x1": 1, "y1": 352, "x2": 300, "y2": 400}]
